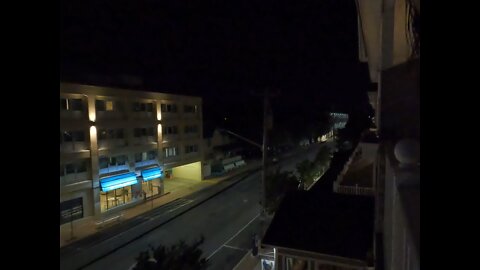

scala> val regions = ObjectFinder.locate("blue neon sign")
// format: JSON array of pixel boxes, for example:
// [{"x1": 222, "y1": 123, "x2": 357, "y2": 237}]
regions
[
  {"x1": 100, "y1": 172, "x2": 138, "y2": 192},
  {"x1": 142, "y1": 167, "x2": 163, "y2": 181}
]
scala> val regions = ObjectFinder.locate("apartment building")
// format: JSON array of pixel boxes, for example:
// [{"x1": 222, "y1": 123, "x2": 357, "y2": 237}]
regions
[{"x1": 60, "y1": 82, "x2": 203, "y2": 226}]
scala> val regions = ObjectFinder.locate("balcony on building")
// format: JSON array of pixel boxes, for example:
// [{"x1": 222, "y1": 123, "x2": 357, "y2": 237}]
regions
[
  {"x1": 333, "y1": 130, "x2": 379, "y2": 196},
  {"x1": 182, "y1": 104, "x2": 201, "y2": 120},
  {"x1": 132, "y1": 127, "x2": 157, "y2": 146},
  {"x1": 60, "y1": 96, "x2": 89, "y2": 121},
  {"x1": 60, "y1": 130, "x2": 90, "y2": 154},
  {"x1": 160, "y1": 102, "x2": 180, "y2": 120},
  {"x1": 60, "y1": 160, "x2": 91, "y2": 192},
  {"x1": 131, "y1": 101, "x2": 156, "y2": 121},
  {"x1": 95, "y1": 99, "x2": 127, "y2": 122}
]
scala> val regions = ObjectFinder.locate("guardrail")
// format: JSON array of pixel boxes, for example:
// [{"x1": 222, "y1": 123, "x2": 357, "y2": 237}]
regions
[{"x1": 334, "y1": 183, "x2": 375, "y2": 196}]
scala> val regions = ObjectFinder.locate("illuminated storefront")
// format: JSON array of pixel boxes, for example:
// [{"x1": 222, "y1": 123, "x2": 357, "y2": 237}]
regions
[
  {"x1": 141, "y1": 167, "x2": 163, "y2": 198},
  {"x1": 99, "y1": 172, "x2": 138, "y2": 212}
]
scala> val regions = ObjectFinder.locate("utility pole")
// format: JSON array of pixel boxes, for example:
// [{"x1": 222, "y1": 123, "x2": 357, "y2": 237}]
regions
[
  {"x1": 252, "y1": 89, "x2": 278, "y2": 237},
  {"x1": 220, "y1": 89, "x2": 279, "y2": 240}
]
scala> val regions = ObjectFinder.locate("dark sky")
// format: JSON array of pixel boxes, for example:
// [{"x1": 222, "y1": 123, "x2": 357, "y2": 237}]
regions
[{"x1": 61, "y1": 0, "x2": 372, "y2": 141}]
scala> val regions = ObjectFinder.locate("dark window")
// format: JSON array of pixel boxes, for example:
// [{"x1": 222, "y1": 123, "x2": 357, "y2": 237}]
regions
[
  {"x1": 147, "y1": 150, "x2": 157, "y2": 160},
  {"x1": 133, "y1": 102, "x2": 141, "y2": 112},
  {"x1": 185, "y1": 145, "x2": 198, "y2": 153},
  {"x1": 76, "y1": 161, "x2": 87, "y2": 173},
  {"x1": 65, "y1": 164, "x2": 75, "y2": 174},
  {"x1": 109, "y1": 157, "x2": 117, "y2": 166},
  {"x1": 63, "y1": 132, "x2": 72, "y2": 142},
  {"x1": 184, "y1": 105, "x2": 197, "y2": 113},
  {"x1": 96, "y1": 100, "x2": 106, "y2": 111},
  {"x1": 61, "y1": 98, "x2": 83, "y2": 111},
  {"x1": 134, "y1": 128, "x2": 142, "y2": 138},
  {"x1": 60, "y1": 99, "x2": 68, "y2": 110},
  {"x1": 98, "y1": 129, "x2": 107, "y2": 140},
  {"x1": 117, "y1": 155, "x2": 127, "y2": 165},
  {"x1": 146, "y1": 103, "x2": 153, "y2": 112},
  {"x1": 147, "y1": 127, "x2": 155, "y2": 137},
  {"x1": 70, "y1": 99, "x2": 83, "y2": 111},
  {"x1": 107, "y1": 129, "x2": 115, "y2": 139},
  {"x1": 99, "y1": 157, "x2": 109, "y2": 169},
  {"x1": 73, "y1": 131, "x2": 85, "y2": 142},
  {"x1": 141, "y1": 128, "x2": 147, "y2": 136},
  {"x1": 161, "y1": 103, "x2": 177, "y2": 113},
  {"x1": 185, "y1": 125, "x2": 198, "y2": 134},
  {"x1": 116, "y1": 129, "x2": 124, "y2": 139},
  {"x1": 163, "y1": 126, "x2": 177, "y2": 135},
  {"x1": 135, "y1": 153, "x2": 142, "y2": 162},
  {"x1": 60, "y1": 166, "x2": 65, "y2": 176}
]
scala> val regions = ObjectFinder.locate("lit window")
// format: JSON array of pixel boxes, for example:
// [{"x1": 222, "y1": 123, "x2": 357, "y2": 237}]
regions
[
  {"x1": 106, "y1": 101, "x2": 114, "y2": 111},
  {"x1": 164, "y1": 147, "x2": 178, "y2": 157}
]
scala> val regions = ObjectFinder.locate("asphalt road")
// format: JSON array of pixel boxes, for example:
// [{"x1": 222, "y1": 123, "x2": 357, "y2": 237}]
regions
[{"x1": 81, "y1": 144, "x2": 324, "y2": 270}]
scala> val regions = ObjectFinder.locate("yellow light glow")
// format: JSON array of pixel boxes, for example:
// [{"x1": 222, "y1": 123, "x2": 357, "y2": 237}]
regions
[
  {"x1": 157, "y1": 124, "x2": 163, "y2": 142},
  {"x1": 89, "y1": 112, "x2": 96, "y2": 122},
  {"x1": 90, "y1": 126, "x2": 97, "y2": 141},
  {"x1": 171, "y1": 161, "x2": 202, "y2": 181}
]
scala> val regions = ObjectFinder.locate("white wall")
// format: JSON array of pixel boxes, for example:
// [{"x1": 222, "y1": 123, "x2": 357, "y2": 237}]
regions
[{"x1": 172, "y1": 161, "x2": 202, "y2": 181}]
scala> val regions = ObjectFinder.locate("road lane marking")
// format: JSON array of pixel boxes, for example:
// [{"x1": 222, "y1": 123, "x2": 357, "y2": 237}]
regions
[
  {"x1": 206, "y1": 213, "x2": 260, "y2": 260},
  {"x1": 223, "y1": 245, "x2": 247, "y2": 251}
]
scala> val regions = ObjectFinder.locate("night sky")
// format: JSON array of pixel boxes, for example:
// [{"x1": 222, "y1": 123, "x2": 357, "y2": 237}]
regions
[{"x1": 61, "y1": 0, "x2": 372, "y2": 141}]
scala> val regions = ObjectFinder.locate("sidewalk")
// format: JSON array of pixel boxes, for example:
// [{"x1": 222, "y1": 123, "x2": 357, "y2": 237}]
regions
[
  {"x1": 233, "y1": 248, "x2": 275, "y2": 270},
  {"x1": 60, "y1": 159, "x2": 262, "y2": 249}
]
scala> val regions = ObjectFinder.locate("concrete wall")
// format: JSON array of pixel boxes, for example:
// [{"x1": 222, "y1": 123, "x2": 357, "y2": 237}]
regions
[
  {"x1": 379, "y1": 60, "x2": 420, "y2": 141},
  {"x1": 172, "y1": 161, "x2": 203, "y2": 181}
]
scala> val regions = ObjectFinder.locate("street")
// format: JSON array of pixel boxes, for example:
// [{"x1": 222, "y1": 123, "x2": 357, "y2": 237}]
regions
[{"x1": 80, "y1": 144, "x2": 324, "y2": 270}]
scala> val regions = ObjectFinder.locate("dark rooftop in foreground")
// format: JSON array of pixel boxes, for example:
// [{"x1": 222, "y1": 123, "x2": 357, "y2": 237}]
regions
[
  {"x1": 262, "y1": 191, "x2": 374, "y2": 261},
  {"x1": 262, "y1": 135, "x2": 376, "y2": 261}
]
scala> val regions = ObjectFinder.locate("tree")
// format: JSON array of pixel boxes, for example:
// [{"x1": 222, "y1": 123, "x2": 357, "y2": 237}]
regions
[
  {"x1": 296, "y1": 159, "x2": 316, "y2": 189},
  {"x1": 315, "y1": 145, "x2": 333, "y2": 166},
  {"x1": 296, "y1": 146, "x2": 334, "y2": 189},
  {"x1": 265, "y1": 169, "x2": 298, "y2": 214},
  {"x1": 133, "y1": 237, "x2": 209, "y2": 270}
]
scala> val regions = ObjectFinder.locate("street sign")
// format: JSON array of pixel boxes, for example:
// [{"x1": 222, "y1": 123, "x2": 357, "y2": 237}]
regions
[{"x1": 60, "y1": 197, "x2": 83, "y2": 225}]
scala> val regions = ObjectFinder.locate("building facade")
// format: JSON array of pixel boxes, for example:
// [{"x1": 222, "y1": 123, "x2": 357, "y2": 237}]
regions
[
  {"x1": 60, "y1": 82, "x2": 204, "y2": 226},
  {"x1": 356, "y1": 0, "x2": 420, "y2": 269}
]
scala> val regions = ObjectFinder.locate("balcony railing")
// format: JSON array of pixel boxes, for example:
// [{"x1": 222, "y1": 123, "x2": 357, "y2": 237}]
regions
[
  {"x1": 97, "y1": 139, "x2": 128, "y2": 149},
  {"x1": 334, "y1": 183, "x2": 375, "y2": 196},
  {"x1": 99, "y1": 165, "x2": 129, "y2": 175},
  {"x1": 60, "y1": 172, "x2": 90, "y2": 186},
  {"x1": 60, "y1": 110, "x2": 87, "y2": 120},
  {"x1": 132, "y1": 136, "x2": 157, "y2": 146},
  {"x1": 131, "y1": 111, "x2": 155, "y2": 120},
  {"x1": 135, "y1": 159, "x2": 159, "y2": 169},
  {"x1": 60, "y1": 142, "x2": 90, "y2": 153}
]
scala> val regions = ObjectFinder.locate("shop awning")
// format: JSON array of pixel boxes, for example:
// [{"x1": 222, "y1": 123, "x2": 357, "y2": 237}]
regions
[
  {"x1": 142, "y1": 167, "x2": 163, "y2": 181},
  {"x1": 100, "y1": 172, "x2": 138, "y2": 192}
]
